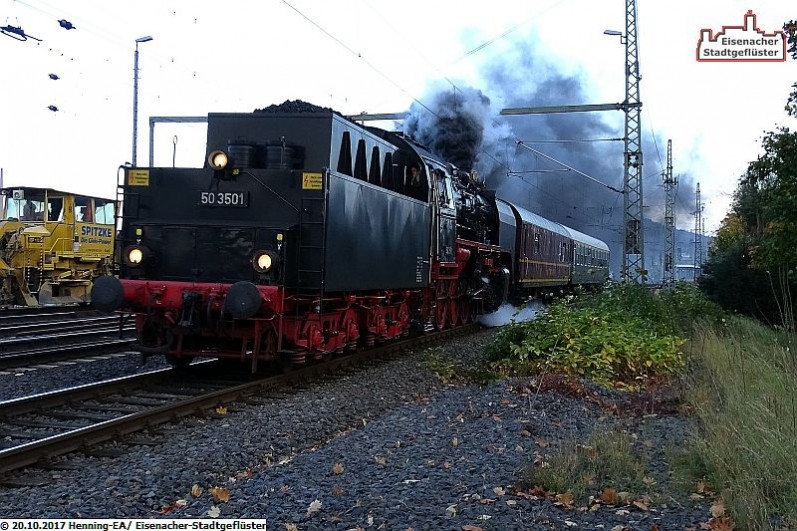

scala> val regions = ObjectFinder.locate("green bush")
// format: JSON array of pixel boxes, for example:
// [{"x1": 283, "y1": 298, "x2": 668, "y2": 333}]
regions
[{"x1": 484, "y1": 283, "x2": 718, "y2": 386}]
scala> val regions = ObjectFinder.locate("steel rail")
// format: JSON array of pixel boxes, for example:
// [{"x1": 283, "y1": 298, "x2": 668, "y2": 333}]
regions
[{"x1": 0, "y1": 324, "x2": 477, "y2": 474}]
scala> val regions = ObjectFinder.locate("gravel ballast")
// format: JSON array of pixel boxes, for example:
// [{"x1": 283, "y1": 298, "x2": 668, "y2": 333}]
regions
[{"x1": 0, "y1": 328, "x2": 715, "y2": 529}]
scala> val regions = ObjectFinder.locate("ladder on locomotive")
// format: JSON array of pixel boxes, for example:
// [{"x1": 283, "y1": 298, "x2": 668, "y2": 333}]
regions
[
  {"x1": 294, "y1": 192, "x2": 327, "y2": 316},
  {"x1": 114, "y1": 167, "x2": 137, "y2": 268}
]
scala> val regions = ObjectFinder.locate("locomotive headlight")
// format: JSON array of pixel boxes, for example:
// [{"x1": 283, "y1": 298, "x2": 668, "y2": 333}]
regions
[
  {"x1": 252, "y1": 250, "x2": 279, "y2": 273},
  {"x1": 128, "y1": 248, "x2": 143, "y2": 264},
  {"x1": 207, "y1": 150, "x2": 229, "y2": 171},
  {"x1": 123, "y1": 245, "x2": 150, "y2": 267}
]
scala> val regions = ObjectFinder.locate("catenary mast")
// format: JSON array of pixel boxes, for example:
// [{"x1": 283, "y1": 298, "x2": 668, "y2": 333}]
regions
[
  {"x1": 622, "y1": 0, "x2": 645, "y2": 283},
  {"x1": 663, "y1": 139, "x2": 677, "y2": 286}
]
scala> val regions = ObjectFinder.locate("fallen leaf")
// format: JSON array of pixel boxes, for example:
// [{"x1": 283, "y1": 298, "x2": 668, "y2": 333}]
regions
[
  {"x1": 443, "y1": 461, "x2": 452, "y2": 469},
  {"x1": 208, "y1": 506, "x2": 220, "y2": 518},
  {"x1": 374, "y1": 456, "x2": 387, "y2": 466},
  {"x1": 530, "y1": 486, "x2": 547, "y2": 497},
  {"x1": 492, "y1": 415, "x2": 502, "y2": 423},
  {"x1": 285, "y1": 525, "x2": 298, "y2": 531},
  {"x1": 506, "y1": 500, "x2": 518, "y2": 507},
  {"x1": 556, "y1": 492, "x2": 575, "y2": 507},
  {"x1": 452, "y1": 437, "x2": 459, "y2": 447},
  {"x1": 306, "y1": 499, "x2": 322, "y2": 517},
  {"x1": 191, "y1": 484, "x2": 203, "y2": 498},
  {"x1": 209, "y1": 487, "x2": 231, "y2": 503},
  {"x1": 332, "y1": 486, "x2": 344, "y2": 496},
  {"x1": 642, "y1": 476, "x2": 657, "y2": 487},
  {"x1": 564, "y1": 521, "x2": 578, "y2": 527},
  {"x1": 280, "y1": 484, "x2": 291, "y2": 494},
  {"x1": 332, "y1": 463, "x2": 345, "y2": 474},
  {"x1": 536, "y1": 438, "x2": 549, "y2": 448},
  {"x1": 462, "y1": 526, "x2": 483, "y2": 531},
  {"x1": 446, "y1": 504, "x2": 457, "y2": 518},
  {"x1": 710, "y1": 501, "x2": 726, "y2": 518},
  {"x1": 175, "y1": 499, "x2": 187, "y2": 507},
  {"x1": 476, "y1": 515, "x2": 491, "y2": 521},
  {"x1": 708, "y1": 517, "x2": 734, "y2": 531},
  {"x1": 616, "y1": 509, "x2": 630, "y2": 516},
  {"x1": 633, "y1": 500, "x2": 649, "y2": 511},
  {"x1": 493, "y1": 486, "x2": 506, "y2": 496},
  {"x1": 215, "y1": 405, "x2": 228, "y2": 415},
  {"x1": 160, "y1": 504, "x2": 177, "y2": 515},
  {"x1": 478, "y1": 498, "x2": 495, "y2": 505}
]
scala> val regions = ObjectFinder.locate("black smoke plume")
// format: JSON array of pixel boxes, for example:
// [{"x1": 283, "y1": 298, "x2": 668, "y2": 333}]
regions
[{"x1": 403, "y1": 32, "x2": 700, "y2": 281}]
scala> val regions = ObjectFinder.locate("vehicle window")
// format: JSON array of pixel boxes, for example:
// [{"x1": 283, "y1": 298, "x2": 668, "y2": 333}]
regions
[
  {"x1": 47, "y1": 196, "x2": 64, "y2": 222},
  {"x1": 75, "y1": 196, "x2": 94, "y2": 222},
  {"x1": 94, "y1": 199, "x2": 115, "y2": 224},
  {"x1": 20, "y1": 197, "x2": 45, "y2": 221}
]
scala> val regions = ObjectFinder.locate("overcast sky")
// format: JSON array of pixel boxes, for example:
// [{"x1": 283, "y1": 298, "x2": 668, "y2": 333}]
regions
[{"x1": 0, "y1": 0, "x2": 795, "y2": 234}]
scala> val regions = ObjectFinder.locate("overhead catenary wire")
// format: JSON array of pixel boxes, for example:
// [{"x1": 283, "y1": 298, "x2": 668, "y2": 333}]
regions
[
  {"x1": 515, "y1": 139, "x2": 623, "y2": 194},
  {"x1": 280, "y1": 0, "x2": 512, "y2": 174}
]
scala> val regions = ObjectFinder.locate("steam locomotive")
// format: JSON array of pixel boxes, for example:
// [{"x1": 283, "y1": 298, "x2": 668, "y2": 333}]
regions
[{"x1": 93, "y1": 104, "x2": 609, "y2": 370}]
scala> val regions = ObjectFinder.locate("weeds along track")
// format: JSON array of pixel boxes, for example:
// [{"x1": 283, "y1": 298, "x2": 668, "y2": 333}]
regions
[
  {"x1": 0, "y1": 323, "x2": 477, "y2": 478},
  {"x1": 0, "y1": 308, "x2": 135, "y2": 370}
]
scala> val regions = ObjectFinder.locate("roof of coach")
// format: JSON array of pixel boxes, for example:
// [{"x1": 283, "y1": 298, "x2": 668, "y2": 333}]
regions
[
  {"x1": 498, "y1": 199, "x2": 570, "y2": 239},
  {"x1": 561, "y1": 225, "x2": 610, "y2": 251}
]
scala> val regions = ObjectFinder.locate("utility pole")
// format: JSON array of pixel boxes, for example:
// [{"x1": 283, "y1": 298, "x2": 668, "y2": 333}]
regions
[
  {"x1": 693, "y1": 183, "x2": 702, "y2": 280},
  {"x1": 621, "y1": 0, "x2": 644, "y2": 283},
  {"x1": 132, "y1": 36, "x2": 154, "y2": 167},
  {"x1": 662, "y1": 139, "x2": 677, "y2": 287}
]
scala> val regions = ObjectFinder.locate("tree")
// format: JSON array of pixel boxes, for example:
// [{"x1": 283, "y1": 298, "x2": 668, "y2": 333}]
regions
[{"x1": 701, "y1": 30, "x2": 797, "y2": 328}]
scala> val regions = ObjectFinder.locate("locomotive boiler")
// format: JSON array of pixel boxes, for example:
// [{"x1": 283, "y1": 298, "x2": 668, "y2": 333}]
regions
[{"x1": 94, "y1": 104, "x2": 609, "y2": 370}]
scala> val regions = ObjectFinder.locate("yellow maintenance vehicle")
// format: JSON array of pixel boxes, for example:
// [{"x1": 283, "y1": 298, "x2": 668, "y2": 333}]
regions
[{"x1": 0, "y1": 187, "x2": 116, "y2": 306}]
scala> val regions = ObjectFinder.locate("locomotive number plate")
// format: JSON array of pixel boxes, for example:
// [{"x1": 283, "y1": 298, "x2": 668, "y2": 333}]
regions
[{"x1": 198, "y1": 191, "x2": 249, "y2": 207}]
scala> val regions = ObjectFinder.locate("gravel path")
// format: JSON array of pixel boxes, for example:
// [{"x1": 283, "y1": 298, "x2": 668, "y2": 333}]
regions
[{"x1": 0, "y1": 328, "x2": 715, "y2": 529}]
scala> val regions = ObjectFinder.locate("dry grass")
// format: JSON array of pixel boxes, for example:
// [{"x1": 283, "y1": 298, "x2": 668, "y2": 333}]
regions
[{"x1": 686, "y1": 316, "x2": 797, "y2": 530}]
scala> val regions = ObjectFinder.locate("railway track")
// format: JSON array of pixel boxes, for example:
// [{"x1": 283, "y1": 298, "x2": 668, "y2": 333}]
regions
[
  {"x1": 0, "y1": 323, "x2": 477, "y2": 477},
  {"x1": 0, "y1": 308, "x2": 135, "y2": 370}
]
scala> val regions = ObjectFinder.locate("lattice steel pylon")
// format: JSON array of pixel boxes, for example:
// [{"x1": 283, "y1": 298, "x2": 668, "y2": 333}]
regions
[
  {"x1": 662, "y1": 139, "x2": 677, "y2": 286},
  {"x1": 693, "y1": 183, "x2": 703, "y2": 280},
  {"x1": 621, "y1": 0, "x2": 645, "y2": 283}
]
